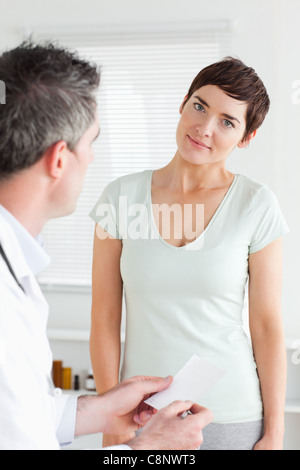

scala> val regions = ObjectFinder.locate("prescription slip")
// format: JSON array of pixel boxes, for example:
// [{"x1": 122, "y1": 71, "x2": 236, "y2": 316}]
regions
[{"x1": 144, "y1": 355, "x2": 227, "y2": 410}]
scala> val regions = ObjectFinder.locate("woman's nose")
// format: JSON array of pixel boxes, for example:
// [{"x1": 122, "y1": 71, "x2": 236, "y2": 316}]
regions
[{"x1": 195, "y1": 118, "x2": 214, "y2": 138}]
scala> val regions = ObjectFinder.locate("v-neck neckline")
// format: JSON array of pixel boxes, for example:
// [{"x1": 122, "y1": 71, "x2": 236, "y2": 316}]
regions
[{"x1": 148, "y1": 170, "x2": 238, "y2": 250}]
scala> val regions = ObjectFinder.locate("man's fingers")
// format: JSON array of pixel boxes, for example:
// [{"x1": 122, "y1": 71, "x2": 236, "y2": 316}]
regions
[
  {"x1": 133, "y1": 410, "x2": 153, "y2": 425},
  {"x1": 134, "y1": 375, "x2": 173, "y2": 396},
  {"x1": 189, "y1": 404, "x2": 214, "y2": 427},
  {"x1": 160, "y1": 401, "x2": 213, "y2": 426},
  {"x1": 160, "y1": 400, "x2": 194, "y2": 417}
]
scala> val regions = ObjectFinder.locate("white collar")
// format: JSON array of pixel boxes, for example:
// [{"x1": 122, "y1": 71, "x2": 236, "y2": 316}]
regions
[{"x1": 0, "y1": 205, "x2": 51, "y2": 277}]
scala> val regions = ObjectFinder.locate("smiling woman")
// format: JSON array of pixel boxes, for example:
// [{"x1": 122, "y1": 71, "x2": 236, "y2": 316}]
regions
[
  {"x1": 176, "y1": 84, "x2": 251, "y2": 167},
  {"x1": 182, "y1": 57, "x2": 270, "y2": 141},
  {"x1": 90, "y1": 57, "x2": 289, "y2": 450}
]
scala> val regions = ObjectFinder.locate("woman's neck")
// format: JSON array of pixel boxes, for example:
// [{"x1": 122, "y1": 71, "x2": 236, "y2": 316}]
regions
[{"x1": 156, "y1": 152, "x2": 234, "y2": 194}]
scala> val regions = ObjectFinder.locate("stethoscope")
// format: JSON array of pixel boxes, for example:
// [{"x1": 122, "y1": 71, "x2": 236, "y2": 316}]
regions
[{"x1": 0, "y1": 242, "x2": 26, "y2": 294}]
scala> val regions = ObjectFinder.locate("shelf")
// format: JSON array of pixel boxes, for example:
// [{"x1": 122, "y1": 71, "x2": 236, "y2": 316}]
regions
[
  {"x1": 286, "y1": 338, "x2": 300, "y2": 350},
  {"x1": 47, "y1": 329, "x2": 90, "y2": 341},
  {"x1": 285, "y1": 400, "x2": 300, "y2": 414},
  {"x1": 47, "y1": 328, "x2": 125, "y2": 343},
  {"x1": 47, "y1": 330, "x2": 299, "y2": 349}
]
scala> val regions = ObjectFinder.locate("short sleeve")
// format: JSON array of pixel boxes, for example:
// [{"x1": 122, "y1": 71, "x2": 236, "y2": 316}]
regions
[
  {"x1": 248, "y1": 185, "x2": 289, "y2": 254},
  {"x1": 89, "y1": 179, "x2": 122, "y2": 240}
]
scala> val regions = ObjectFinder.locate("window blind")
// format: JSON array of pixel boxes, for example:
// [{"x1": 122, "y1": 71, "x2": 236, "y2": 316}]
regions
[{"x1": 28, "y1": 24, "x2": 233, "y2": 287}]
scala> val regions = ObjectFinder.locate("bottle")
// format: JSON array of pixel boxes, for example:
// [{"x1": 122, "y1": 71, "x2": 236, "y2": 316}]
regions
[
  {"x1": 74, "y1": 375, "x2": 80, "y2": 391},
  {"x1": 62, "y1": 367, "x2": 72, "y2": 390},
  {"x1": 85, "y1": 369, "x2": 96, "y2": 391},
  {"x1": 52, "y1": 360, "x2": 63, "y2": 388}
]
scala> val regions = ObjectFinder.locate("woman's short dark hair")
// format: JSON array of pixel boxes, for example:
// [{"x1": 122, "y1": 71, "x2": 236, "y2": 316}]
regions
[
  {"x1": 0, "y1": 40, "x2": 100, "y2": 180},
  {"x1": 182, "y1": 57, "x2": 270, "y2": 141}
]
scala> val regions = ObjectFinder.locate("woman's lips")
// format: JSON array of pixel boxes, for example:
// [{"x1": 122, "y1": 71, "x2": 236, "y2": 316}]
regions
[{"x1": 187, "y1": 135, "x2": 211, "y2": 150}]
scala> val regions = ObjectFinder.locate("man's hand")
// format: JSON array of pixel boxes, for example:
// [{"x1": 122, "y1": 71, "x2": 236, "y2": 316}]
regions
[
  {"x1": 99, "y1": 375, "x2": 174, "y2": 434},
  {"x1": 75, "y1": 375, "x2": 213, "y2": 450},
  {"x1": 128, "y1": 401, "x2": 213, "y2": 450},
  {"x1": 75, "y1": 375, "x2": 173, "y2": 437}
]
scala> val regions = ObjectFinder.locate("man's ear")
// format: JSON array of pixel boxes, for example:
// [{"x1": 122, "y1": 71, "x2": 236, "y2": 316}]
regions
[
  {"x1": 45, "y1": 141, "x2": 69, "y2": 179},
  {"x1": 237, "y1": 130, "x2": 257, "y2": 149}
]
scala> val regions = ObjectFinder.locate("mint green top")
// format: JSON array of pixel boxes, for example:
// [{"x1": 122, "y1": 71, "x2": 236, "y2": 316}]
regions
[{"x1": 90, "y1": 170, "x2": 289, "y2": 423}]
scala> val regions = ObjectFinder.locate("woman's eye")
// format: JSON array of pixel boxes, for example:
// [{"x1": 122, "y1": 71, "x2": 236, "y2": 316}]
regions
[
  {"x1": 223, "y1": 119, "x2": 234, "y2": 128},
  {"x1": 194, "y1": 103, "x2": 205, "y2": 112}
]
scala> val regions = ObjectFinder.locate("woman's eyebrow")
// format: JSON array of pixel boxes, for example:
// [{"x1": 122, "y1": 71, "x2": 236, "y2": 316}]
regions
[
  {"x1": 194, "y1": 95, "x2": 241, "y2": 124},
  {"x1": 222, "y1": 113, "x2": 241, "y2": 124},
  {"x1": 194, "y1": 95, "x2": 210, "y2": 108}
]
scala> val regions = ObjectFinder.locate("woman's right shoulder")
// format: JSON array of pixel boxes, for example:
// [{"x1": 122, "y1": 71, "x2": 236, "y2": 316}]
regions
[{"x1": 103, "y1": 169, "x2": 152, "y2": 196}]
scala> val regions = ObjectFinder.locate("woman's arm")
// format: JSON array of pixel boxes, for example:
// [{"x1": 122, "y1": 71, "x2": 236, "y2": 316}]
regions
[
  {"x1": 90, "y1": 224, "x2": 129, "y2": 446},
  {"x1": 248, "y1": 238, "x2": 286, "y2": 450}
]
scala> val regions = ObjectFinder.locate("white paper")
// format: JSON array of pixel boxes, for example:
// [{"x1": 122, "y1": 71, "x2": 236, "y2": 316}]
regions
[{"x1": 144, "y1": 355, "x2": 227, "y2": 410}]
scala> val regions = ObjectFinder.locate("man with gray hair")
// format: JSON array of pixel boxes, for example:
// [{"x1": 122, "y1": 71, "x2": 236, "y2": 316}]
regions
[{"x1": 0, "y1": 41, "x2": 212, "y2": 450}]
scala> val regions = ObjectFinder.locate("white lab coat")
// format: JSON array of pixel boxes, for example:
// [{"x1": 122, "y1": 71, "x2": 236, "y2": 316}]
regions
[
  {"x1": 0, "y1": 205, "x2": 131, "y2": 450},
  {"x1": 0, "y1": 205, "x2": 77, "y2": 449}
]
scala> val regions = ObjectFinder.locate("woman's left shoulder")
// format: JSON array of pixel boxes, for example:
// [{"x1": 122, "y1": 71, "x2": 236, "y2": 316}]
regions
[
  {"x1": 236, "y1": 173, "x2": 265, "y2": 194},
  {"x1": 235, "y1": 174, "x2": 277, "y2": 207}
]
